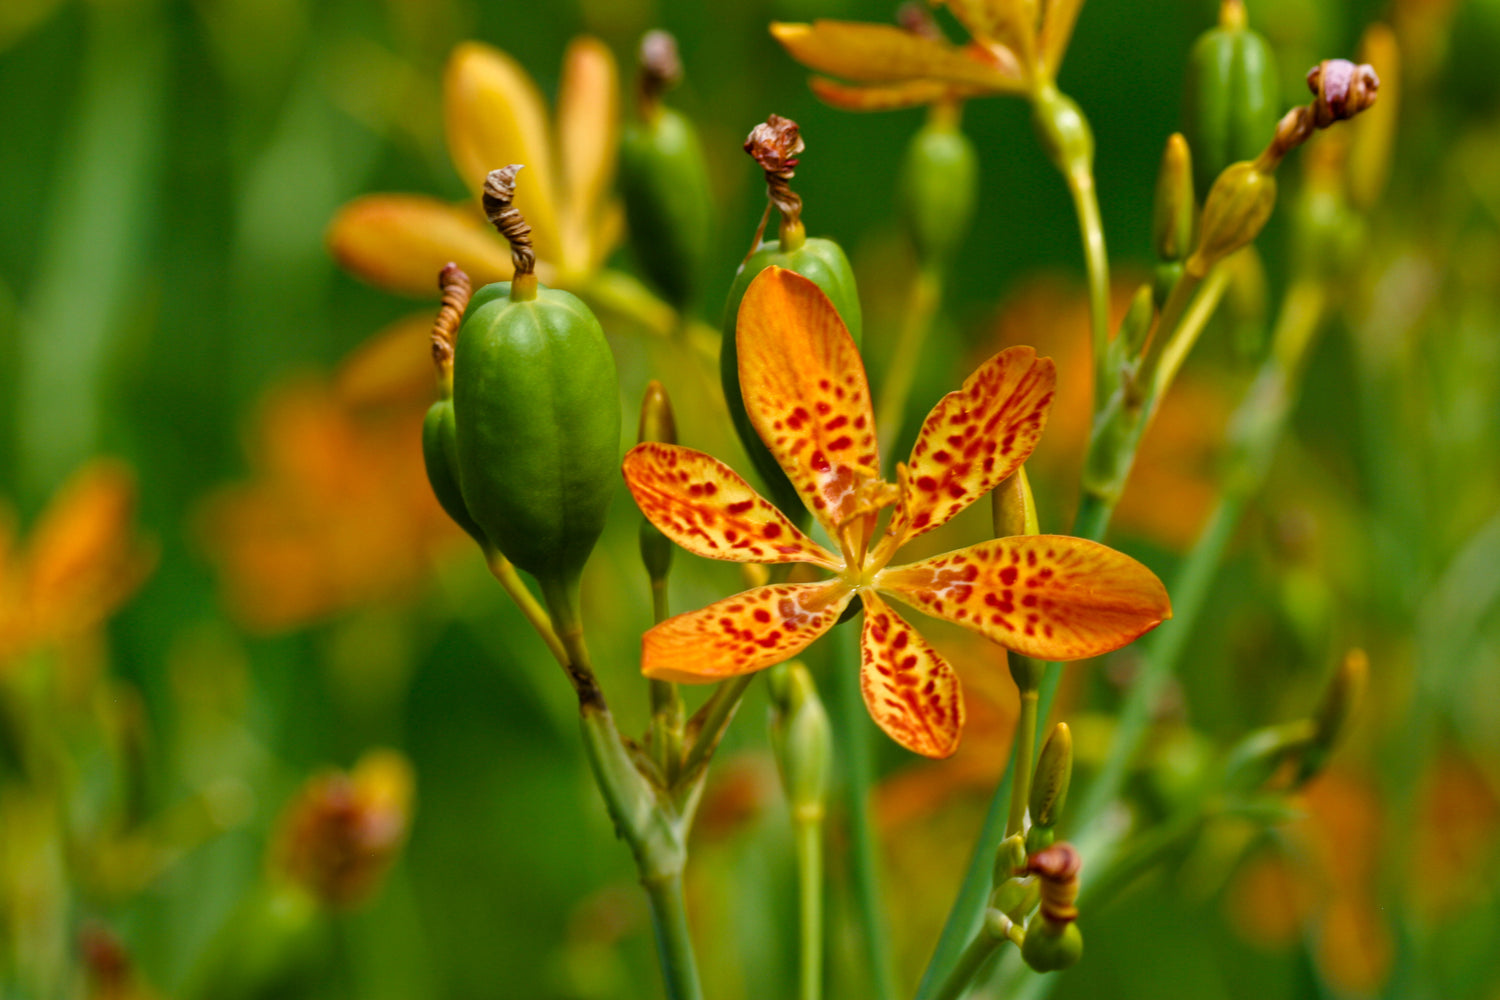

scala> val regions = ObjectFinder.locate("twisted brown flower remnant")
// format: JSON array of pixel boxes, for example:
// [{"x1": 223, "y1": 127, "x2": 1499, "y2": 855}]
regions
[
  {"x1": 1029, "y1": 842, "x2": 1082, "y2": 925},
  {"x1": 430, "y1": 263, "x2": 471, "y2": 377},
  {"x1": 745, "y1": 114, "x2": 805, "y2": 227},
  {"x1": 482, "y1": 164, "x2": 536, "y2": 278},
  {"x1": 1259, "y1": 59, "x2": 1380, "y2": 171}
]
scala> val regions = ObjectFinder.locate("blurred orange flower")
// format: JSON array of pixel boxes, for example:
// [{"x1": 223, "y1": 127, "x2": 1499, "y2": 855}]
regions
[
  {"x1": 198, "y1": 314, "x2": 460, "y2": 632},
  {"x1": 0, "y1": 460, "x2": 156, "y2": 665},
  {"x1": 328, "y1": 37, "x2": 620, "y2": 296}
]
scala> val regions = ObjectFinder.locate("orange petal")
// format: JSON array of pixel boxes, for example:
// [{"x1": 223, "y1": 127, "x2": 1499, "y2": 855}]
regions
[
  {"x1": 443, "y1": 41, "x2": 560, "y2": 262},
  {"x1": 1038, "y1": 0, "x2": 1084, "y2": 78},
  {"x1": 877, "y1": 535, "x2": 1170, "y2": 661},
  {"x1": 622, "y1": 443, "x2": 841, "y2": 568},
  {"x1": 896, "y1": 346, "x2": 1055, "y2": 544},
  {"x1": 771, "y1": 20, "x2": 1026, "y2": 92},
  {"x1": 642, "y1": 581, "x2": 853, "y2": 682},
  {"x1": 556, "y1": 37, "x2": 619, "y2": 265},
  {"x1": 860, "y1": 591, "x2": 965, "y2": 758},
  {"x1": 809, "y1": 76, "x2": 975, "y2": 111},
  {"x1": 327, "y1": 194, "x2": 513, "y2": 296},
  {"x1": 736, "y1": 267, "x2": 880, "y2": 537},
  {"x1": 334, "y1": 313, "x2": 439, "y2": 411}
]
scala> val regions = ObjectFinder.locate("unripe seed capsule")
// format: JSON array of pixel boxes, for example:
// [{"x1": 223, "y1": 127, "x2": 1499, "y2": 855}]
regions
[
  {"x1": 1181, "y1": 0, "x2": 1280, "y2": 197},
  {"x1": 900, "y1": 108, "x2": 978, "y2": 266}
]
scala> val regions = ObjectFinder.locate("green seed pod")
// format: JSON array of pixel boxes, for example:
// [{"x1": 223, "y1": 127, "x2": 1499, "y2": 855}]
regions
[
  {"x1": 723, "y1": 116, "x2": 862, "y2": 523},
  {"x1": 899, "y1": 110, "x2": 978, "y2": 266},
  {"x1": 423, "y1": 397, "x2": 487, "y2": 548},
  {"x1": 1021, "y1": 920, "x2": 1083, "y2": 972},
  {"x1": 454, "y1": 280, "x2": 620, "y2": 590},
  {"x1": 1182, "y1": 0, "x2": 1281, "y2": 197},
  {"x1": 620, "y1": 32, "x2": 713, "y2": 311}
]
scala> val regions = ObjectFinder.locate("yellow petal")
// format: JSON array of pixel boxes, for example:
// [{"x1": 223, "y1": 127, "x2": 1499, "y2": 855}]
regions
[
  {"x1": 556, "y1": 36, "x2": 619, "y2": 266},
  {"x1": 327, "y1": 194, "x2": 513, "y2": 297},
  {"x1": 642, "y1": 581, "x2": 853, "y2": 682},
  {"x1": 878, "y1": 535, "x2": 1170, "y2": 661},
  {"x1": 622, "y1": 443, "x2": 841, "y2": 568},
  {"x1": 771, "y1": 20, "x2": 1026, "y2": 92},
  {"x1": 1038, "y1": 0, "x2": 1085, "y2": 78},
  {"x1": 443, "y1": 41, "x2": 560, "y2": 262},
  {"x1": 895, "y1": 346, "x2": 1055, "y2": 545},
  {"x1": 810, "y1": 76, "x2": 974, "y2": 111},
  {"x1": 860, "y1": 591, "x2": 965, "y2": 758},
  {"x1": 736, "y1": 267, "x2": 881, "y2": 540},
  {"x1": 334, "y1": 312, "x2": 438, "y2": 411}
]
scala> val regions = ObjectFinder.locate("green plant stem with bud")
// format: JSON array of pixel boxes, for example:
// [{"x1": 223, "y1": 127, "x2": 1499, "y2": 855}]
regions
[
  {"x1": 931, "y1": 916, "x2": 1022, "y2": 1000},
  {"x1": 1007, "y1": 655, "x2": 1044, "y2": 838},
  {"x1": 484, "y1": 550, "x2": 569, "y2": 668},
  {"x1": 794, "y1": 802, "x2": 825, "y2": 1000}
]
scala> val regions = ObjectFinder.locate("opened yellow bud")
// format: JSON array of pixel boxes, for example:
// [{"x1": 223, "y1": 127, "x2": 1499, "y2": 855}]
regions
[
  {"x1": 1153, "y1": 133, "x2": 1196, "y2": 262},
  {"x1": 992, "y1": 465, "x2": 1039, "y2": 538}
]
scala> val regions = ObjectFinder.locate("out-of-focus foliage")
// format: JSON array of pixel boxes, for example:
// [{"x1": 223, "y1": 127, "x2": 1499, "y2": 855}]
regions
[{"x1": 1, "y1": 0, "x2": 1498, "y2": 997}]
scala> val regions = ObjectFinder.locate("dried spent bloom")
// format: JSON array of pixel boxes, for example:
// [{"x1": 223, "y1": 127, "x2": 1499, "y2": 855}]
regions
[
  {"x1": 624, "y1": 267, "x2": 1170, "y2": 758},
  {"x1": 328, "y1": 38, "x2": 619, "y2": 294},
  {"x1": 272, "y1": 750, "x2": 414, "y2": 908}
]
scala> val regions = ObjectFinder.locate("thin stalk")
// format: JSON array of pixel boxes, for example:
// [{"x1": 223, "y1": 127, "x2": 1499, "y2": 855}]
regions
[
  {"x1": 485, "y1": 551, "x2": 568, "y2": 667},
  {"x1": 649, "y1": 580, "x2": 685, "y2": 784},
  {"x1": 642, "y1": 870, "x2": 705, "y2": 1000},
  {"x1": 1148, "y1": 263, "x2": 1234, "y2": 413},
  {"x1": 793, "y1": 813, "x2": 825, "y2": 1000},
  {"x1": 1007, "y1": 687, "x2": 1040, "y2": 837},
  {"x1": 1062, "y1": 167, "x2": 1112, "y2": 409},
  {"x1": 680, "y1": 675, "x2": 755, "y2": 782},
  {"x1": 931, "y1": 929, "x2": 1004, "y2": 1000},
  {"x1": 831, "y1": 623, "x2": 898, "y2": 1000},
  {"x1": 875, "y1": 265, "x2": 944, "y2": 459}
]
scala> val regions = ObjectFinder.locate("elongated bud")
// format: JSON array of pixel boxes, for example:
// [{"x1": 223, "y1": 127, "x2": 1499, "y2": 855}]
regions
[
  {"x1": 1021, "y1": 844, "x2": 1084, "y2": 971},
  {"x1": 1029, "y1": 723, "x2": 1073, "y2": 831},
  {"x1": 1185, "y1": 161, "x2": 1276, "y2": 277},
  {"x1": 637, "y1": 381, "x2": 677, "y2": 583},
  {"x1": 992, "y1": 465, "x2": 1039, "y2": 538},
  {"x1": 992, "y1": 831, "x2": 1029, "y2": 886},
  {"x1": 1298, "y1": 648, "x2": 1366, "y2": 783},
  {"x1": 1223, "y1": 719, "x2": 1316, "y2": 792},
  {"x1": 1031, "y1": 84, "x2": 1094, "y2": 178},
  {"x1": 1119, "y1": 283, "x2": 1156, "y2": 358},
  {"x1": 767, "y1": 661, "x2": 832, "y2": 820},
  {"x1": 900, "y1": 106, "x2": 978, "y2": 266},
  {"x1": 1153, "y1": 134, "x2": 1196, "y2": 263}
]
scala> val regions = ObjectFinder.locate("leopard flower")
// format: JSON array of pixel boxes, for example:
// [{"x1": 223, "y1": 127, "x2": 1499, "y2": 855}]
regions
[
  {"x1": 623, "y1": 267, "x2": 1170, "y2": 758},
  {"x1": 329, "y1": 37, "x2": 620, "y2": 294}
]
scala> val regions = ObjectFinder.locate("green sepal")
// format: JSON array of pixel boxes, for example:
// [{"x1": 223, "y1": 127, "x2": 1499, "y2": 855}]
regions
[
  {"x1": 423, "y1": 397, "x2": 488, "y2": 548},
  {"x1": 720, "y1": 237, "x2": 861, "y2": 524},
  {"x1": 620, "y1": 106, "x2": 714, "y2": 312},
  {"x1": 452, "y1": 281, "x2": 620, "y2": 589}
]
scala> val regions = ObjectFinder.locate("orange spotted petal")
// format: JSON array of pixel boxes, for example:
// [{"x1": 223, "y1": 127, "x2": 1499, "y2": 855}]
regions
[
  {"x1": 876, "y1": 535, "x2": 1171, "y2": 661},
  {"x1": 737, "y1": 267, "x2": 880, "y2": 537},
  {"x1": 642, "y1": 581, "x2": 853, "y2": 682},
  {"x1": 897, "y1": 346, "x2": 1055, "y2": 545},
  {"x1": 622, "y1": 443, "x2": 840, "y2": 569},
  {"x1": 859, "y1": 591, "x2": 965, "y2": 758}
]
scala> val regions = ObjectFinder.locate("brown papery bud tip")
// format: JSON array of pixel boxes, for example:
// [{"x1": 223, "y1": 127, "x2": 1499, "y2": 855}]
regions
[
  {"x1": 431, "y1": 263, "x2": 472, "y2": 373},
  {"x1": 1308, "y1": 59, "x2": 1380, "y2": 127},
  {"x1": 639, "y1": 30, "x2": 682, "y2": 94},
  {"x1": 745, "y1": 114, "x2": 804, "y2": 174},
  {"x1": 481, "y1": 165, "x2": 536, "y2": 282},
  {"x1": 897, "y1": 1, "x2": 944, "y2": 40},
  {"x1": 1029, "y1": 842, "x2": 1082, "y2": 882}
]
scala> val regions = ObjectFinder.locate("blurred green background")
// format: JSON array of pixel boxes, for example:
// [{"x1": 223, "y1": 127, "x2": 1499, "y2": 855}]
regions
[{"x1": 3, "y1": 0, "x2": 1500, "y2": 997}]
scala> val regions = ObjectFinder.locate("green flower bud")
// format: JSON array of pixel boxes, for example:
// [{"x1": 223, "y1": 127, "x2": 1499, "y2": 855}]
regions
[
  {"x1": 989, "y1": 877, "x2": 1041, "y2": 922},
  {"x1": 1186, "y1": 161, "x2": 1277, "y2": 277},
  {"x1": 1152, "y1": 133, "x2": 1196, "y2": 263},
  {"x1": 1152, "y1": 261, "x2": 1185, "y2": 310},
  {"x1": 1118, "y1": 283, "x2": 1157, "y2": 359},
  {"x1": 991, "y1": 832, "x2": 1029, "y2": 886},
  {"x1": 991, "y1": 464, "x2": 1039, "y2": 538},
  {"x1": 620, "y1": 32, "x2": 714, "y2": 311},
  {"x1": 1181, "y1": 0, "x2": 1280, "y2": 197},
  {"x1": 453, "y1": 167, "x2": 621, "y2": 593},
  {"x1": 767, "y1": 661, "x2": 832, "y2": 820},
  {"x1": 636, "y1": 380, "x2": 677, "y2": 584},
  {"x1": 1029, "y1": 723, "x2": 1074, "y2": 831},
  {"x1": 900, "y1": 109, "x2": 978, "y2": 266}
]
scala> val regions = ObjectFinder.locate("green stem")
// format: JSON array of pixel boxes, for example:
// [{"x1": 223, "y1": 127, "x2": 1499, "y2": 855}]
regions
[
  {"x1": 1062, "y1": 167, "x2": 1112, "y2": 410},
  {"x1": 539, "y1": 575, "x2": 604, "y2": 708},
  {"x1": 485, "y1": 551, "x2": 569, "y2": 668},
  {"x1": 642, "y1": 870, "x2": 704, "y2": 1000},
  {"x1": 649, "y1": 580, "x2": 684, "y2": 783},
  {"x1": 875, "y1": 265, "x2": 944, "y2": 460},
  {"x1": 1007, "y1": 687, "x2": 1040, "y2": 837},
  {"x1": 931, "y1": 929, "x2": 1004, "y2": 1000},
  {"x1": 680, "y1": 675, "x2": 755, "y2": 783},
  {"x1": 793, "y1": 814, "x2": 825, "y2": 1000},
  {"x1": 831, "y1": 623, "x2": 898, "y2": 1000}
]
